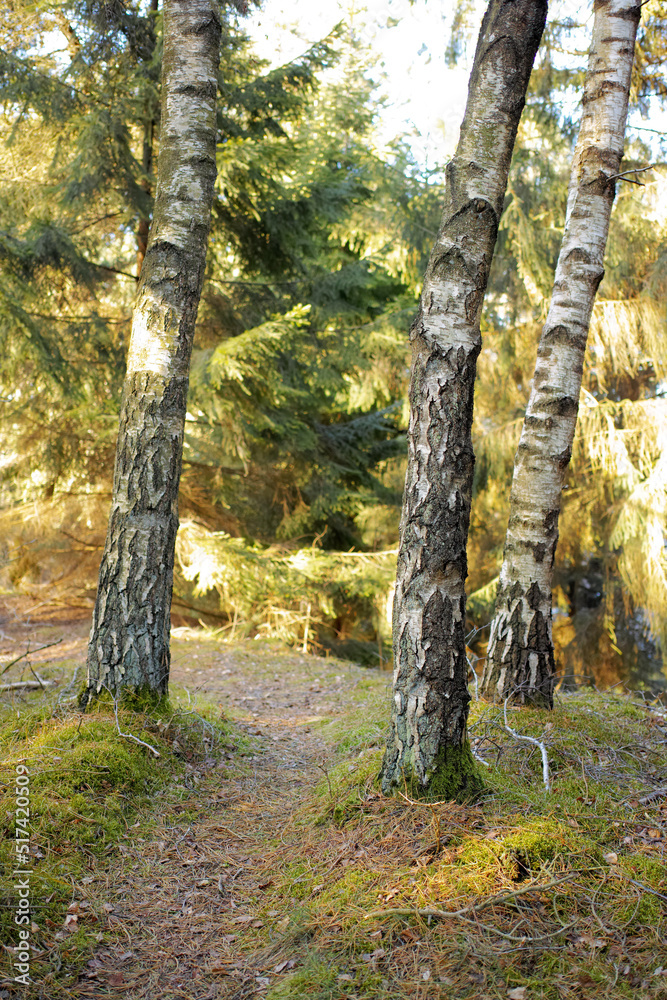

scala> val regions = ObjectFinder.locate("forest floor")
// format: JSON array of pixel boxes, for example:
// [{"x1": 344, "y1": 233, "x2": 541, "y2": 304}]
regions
[{"x1": 1, "y1": 595, "x2": 667, "y2": 1000}]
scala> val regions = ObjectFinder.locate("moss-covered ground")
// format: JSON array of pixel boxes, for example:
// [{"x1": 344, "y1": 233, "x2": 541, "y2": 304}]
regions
[{"x1": 1, "y1": 604, "x2": 666, "y2": 998}]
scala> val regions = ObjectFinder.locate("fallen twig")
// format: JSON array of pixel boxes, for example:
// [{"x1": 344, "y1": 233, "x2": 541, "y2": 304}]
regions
[
  {"x1": 503, "y1": 696, "x2": 551, "y2": 791},
  {"x1": 471, "y1": 744, "x2": 490, "y2": 768},
  {"x1": 28, "y1": 664, "x2": 49, "y2": 691},
  {"x1": 205, "y1": 824, "x2": 251, "y2": 841},
  {"x1": 364, "y1": 871, "x2": 578, "y2": 921},
  {"x1": 621, "y1": 786, "x2": 667, "y2": 806},
  {"x1": 458, "y1": 913, "x2": 578, "y2": 942},
  {"x1": 108, "y1": 689, "x2": 161, "y2": 758},
  {"x1": 0, "y1": 638, "x2": 63, "y2": 676},
  {"x1": 0, "y1": 679, "x2": 56, "y2": 691},
  {"x1": 618, "y1": 876, "x2": 667, "y2": 904},
  {"x1": 56, "y1": 665, "x2": 81, "y2": 705}
]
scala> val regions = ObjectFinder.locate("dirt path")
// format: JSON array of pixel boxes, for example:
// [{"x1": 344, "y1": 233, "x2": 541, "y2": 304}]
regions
[
  {"x1": 75, "y1": 644, "x2": 382, "y2": 1000},
  {"x1": 73, "y1": 723, "x2": 325, "y2": 998},
  {"x1": 4, "y1": 598, "x2": 667, "y2": 1000},
  {"x1": 0, "y1": 597, "x2": 388, "y2": 999}
]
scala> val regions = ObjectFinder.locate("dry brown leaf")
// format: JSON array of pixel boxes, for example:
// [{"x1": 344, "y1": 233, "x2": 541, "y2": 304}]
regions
[{"x1": 274, "y1": 959, "x2": 297, "y2": 974}]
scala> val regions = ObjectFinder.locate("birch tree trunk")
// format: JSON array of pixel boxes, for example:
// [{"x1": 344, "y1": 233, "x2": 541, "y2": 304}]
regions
[
  {"x1": 381, "y1": 0, "x2": 547, "y2": 797},
  {"x1": 83, "y1": 0, "x2": 221, "y2": 706},
  {"x1": 137, "y1": 0, "x2": 160, "y2": 276},
  {"x1": 481, "y1": 0, "x2": 641, "y2": 708}
]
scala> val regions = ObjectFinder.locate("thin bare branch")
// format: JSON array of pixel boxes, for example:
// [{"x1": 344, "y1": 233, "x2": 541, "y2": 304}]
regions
[
  {"x1": 0, "y1": 638, "x2": 63, "y2": 676},
  {"x1": 364, "y1": 872, "x2": 581, "y2": 922},
  {"x1": 107, "y1": 689, "x2": 161, "y2": 758},
  {"x1": 503, "y1": 695, "x2": 551, "y2": 791}
]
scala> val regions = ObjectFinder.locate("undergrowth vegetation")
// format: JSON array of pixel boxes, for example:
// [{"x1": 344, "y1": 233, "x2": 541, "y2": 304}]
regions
[
  {"x1": 254, "y1": 688, "x2": 667, "y2": 1000},
  {"x1": 2, "y1": 634, "x2": 666, "y2": 998},
  {"x1": 0, "y1": 674, "x2": 237, "y2": 990}
]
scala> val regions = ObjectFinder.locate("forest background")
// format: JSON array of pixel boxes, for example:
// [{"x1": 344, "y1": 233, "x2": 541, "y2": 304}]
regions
[{"x1": 1, "y1": 0, "x2": 667, "y2": 693}]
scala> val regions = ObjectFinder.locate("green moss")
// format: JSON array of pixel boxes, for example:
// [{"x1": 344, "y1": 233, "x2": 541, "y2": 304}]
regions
[
  {"x1": 0, "y1": 699, "x2": 232, "y2": 983},
  {"x1": 79, "y1": 683, "x2": 170, "y2": 714},
  {"x1": 616, "y1": 892, "x2": 661, "y2": 929},
  {"x1": 503, "y1": 822, "x2": 564, "y2": 869},
  {"x1": 266, "y1": 958, "x2": 388, "y2": 1000},
  {"x1": 404, "y1": 742, "x2": 485, "y2": 803},
  {"x1": 266, "y1": 961, "x2": 339, "y2": 999},
  {"x1": 278, "y1": 861, "x2": 313, "y2": 901},
  {"x1": 316, "y1": 866, "x2": 377, "y2": 911},
  {"x1": 314, "y1": 749, "x2": 383, "y2": 827}
]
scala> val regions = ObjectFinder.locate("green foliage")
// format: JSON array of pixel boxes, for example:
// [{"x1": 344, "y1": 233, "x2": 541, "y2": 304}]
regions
[
  {"x1": 176, "y1": 520, "x2": 395, "y2": 657},
  {"x1": 0, "y1": 1, "x2": 431, "y2": 573}
]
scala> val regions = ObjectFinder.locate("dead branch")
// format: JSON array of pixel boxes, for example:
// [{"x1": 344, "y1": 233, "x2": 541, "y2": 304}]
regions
[
  {"x1": 108, "y1": 688, "x2": 161, "y2": 758},
  {"x1": 364, "y1": 871, "x2": 579, "y2": 922},
  {"x1": 503, "y1": 696, "x2": 551, "y2": 791},
  {"x1": 621, "y1": 785, "x2": 667, "y2": 806},
  {"x1": 0, "y1": 638, "x2": 63, "y2": 676},
  {"x1": 458, "y1": 913, "x2": 578, "y2": 942},
  {"x1": 0, "y1": 679, "x2": 56, "y2": 691}
]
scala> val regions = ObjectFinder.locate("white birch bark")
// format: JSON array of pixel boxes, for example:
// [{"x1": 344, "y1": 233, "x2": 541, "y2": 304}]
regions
[
  {"x1": 481, "y1": 0, "x2": 641, "y2": 707},
  {"x1": 83, "y1": 0, "x2": 221, "y2": 705},
  {"x1": 381, "y1": 0, "x2": 547, "y2": 796}
]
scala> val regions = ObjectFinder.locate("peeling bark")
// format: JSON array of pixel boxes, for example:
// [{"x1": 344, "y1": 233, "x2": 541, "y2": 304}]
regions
[
  {"x1": 481, "y1": 0, "x2": 640, "y2": 708},
  {"x1": 381, "y1": 0, "x2": 547, "y2": 796},
  {"x1": 84, "y1": 0, "x2": 221, "y2": 705}
]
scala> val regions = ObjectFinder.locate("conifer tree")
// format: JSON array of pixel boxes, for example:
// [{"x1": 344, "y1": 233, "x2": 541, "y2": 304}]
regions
[
  {"x1": 0, "y1": 3, "x2": 418, "y2": 559},
  {"x1": 380, "y1": 0, "x2": 547, "y2": 798},
  {"x1": 82, "y1": 0, "x2": 222, "y2": 705},
  {"x1": 0, "y1": 0, "x2": 340, "y2": 506},
  {"x1": 480, "y1": 0, "x2": 641, "y2": 706}
]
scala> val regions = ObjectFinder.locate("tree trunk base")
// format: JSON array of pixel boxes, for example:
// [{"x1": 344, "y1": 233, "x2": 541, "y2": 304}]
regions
[
  {"x1": 78, "y1": 683, "x2": 169, "y2": 713},
  {"x1": 381, "y1": 742, "x2": 484, "y2": 803},
  {"x1": 481, "y1": 596, "x2": 555, "y2": 708}
]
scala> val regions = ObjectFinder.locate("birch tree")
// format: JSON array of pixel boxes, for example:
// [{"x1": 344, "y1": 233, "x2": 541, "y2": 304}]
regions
[
  {"x1": 481, "y1": 0, "x2": 641, "y2": 707},
  {"x1": 381, "y1": 0, "x2": 547, "y2": 797},
  {"x1": 82, "y1": 0, "x2": 221, "y2": 706}
]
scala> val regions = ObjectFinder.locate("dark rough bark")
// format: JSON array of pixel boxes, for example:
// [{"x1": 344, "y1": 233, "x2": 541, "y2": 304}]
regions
[
  {"x1": 481, "y1": 0, "x2": 641, "y2": 708},
  {"x1": 84, "y1": 0, "x2": 221, "y2": 705},
  {"x1": 136, "y1": 0, "x2": 159, "y2": 275},
  {"x1": 381, "y1": 0, "x2": 548, "y2": 796}
]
